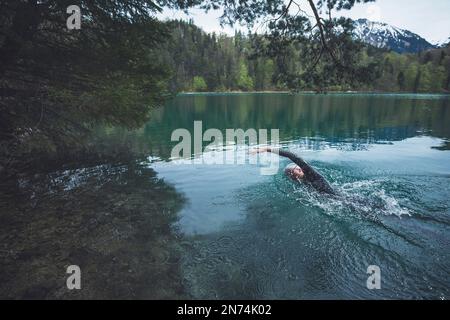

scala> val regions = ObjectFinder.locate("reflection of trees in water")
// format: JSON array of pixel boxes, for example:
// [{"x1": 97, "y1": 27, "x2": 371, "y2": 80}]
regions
[
  {"x1": 0, "y1": 162, "x2": 186, "y2": 299},
  {"x1": 283, "y1": 137, "x2": 372, "y2": 152},
  {"x1": 432, "y1": 140, "x2": 450, "y2": 151},
  {"x1": 141, "y1": 94, "x2": 450, "y2": 159}
]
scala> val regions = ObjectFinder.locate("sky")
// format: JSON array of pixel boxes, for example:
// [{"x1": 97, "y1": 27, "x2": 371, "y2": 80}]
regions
[{"x1": 159, "y1": 0, "x2": 450, "y2": 44}]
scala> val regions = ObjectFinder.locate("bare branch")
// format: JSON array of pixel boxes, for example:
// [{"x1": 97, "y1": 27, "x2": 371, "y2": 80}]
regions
[{"x1": 307, "y1": 0, "x2": 340, "y2": 67}]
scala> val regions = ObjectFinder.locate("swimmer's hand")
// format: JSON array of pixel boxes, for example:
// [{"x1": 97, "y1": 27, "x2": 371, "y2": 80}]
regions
[{"x1": 250, "y1": 147, "x2": 278, "y2": 155}]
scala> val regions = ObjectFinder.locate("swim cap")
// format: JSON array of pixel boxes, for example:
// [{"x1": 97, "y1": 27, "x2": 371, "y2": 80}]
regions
[{"x1": 284, "y1": 163, "x2": 300, "y2": 176}]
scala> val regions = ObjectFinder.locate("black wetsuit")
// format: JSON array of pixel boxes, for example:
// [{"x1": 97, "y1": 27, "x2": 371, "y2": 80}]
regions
[
  {"x1": 277, "y1": 150, "x2": 421, "y2": 246},
  {"x1": 278, "y1": 150, "x2": 336, "y2": 195}
]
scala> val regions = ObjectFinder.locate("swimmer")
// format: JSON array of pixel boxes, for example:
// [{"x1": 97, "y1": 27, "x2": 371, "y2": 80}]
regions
[
  {"x1": 252, "y1": 148, "x2": 421, "y2": 246},
  {"x1": 253, "y1": 147, "x2": 336, "y2": 195}
]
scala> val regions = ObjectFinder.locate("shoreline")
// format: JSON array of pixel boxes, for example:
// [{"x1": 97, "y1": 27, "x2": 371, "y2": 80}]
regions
[{"x1": 179, "y1": 90, "x2": 450, "y2": 95}]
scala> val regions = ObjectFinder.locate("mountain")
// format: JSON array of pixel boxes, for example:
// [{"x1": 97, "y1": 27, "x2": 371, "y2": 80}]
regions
[
  {"x1": 433, "y1": 37, "x2": 450, "y2": 48},
  {"x1": 352, "y1": 19, "x2": 436, "y2": 54}
]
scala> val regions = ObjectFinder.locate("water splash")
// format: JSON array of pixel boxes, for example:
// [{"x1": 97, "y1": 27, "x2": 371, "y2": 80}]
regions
[{"x1": 287, "y1": 173, "x2": 412, "y2": 220}]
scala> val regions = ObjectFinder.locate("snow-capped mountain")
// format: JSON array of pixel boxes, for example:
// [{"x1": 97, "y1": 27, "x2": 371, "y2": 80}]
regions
[
  {"x1": 352, "y1": 19, "x2": 436, "y2": 53},
  {"x1": 433, "y1": 37, "x2": 450, "y2": 48}
]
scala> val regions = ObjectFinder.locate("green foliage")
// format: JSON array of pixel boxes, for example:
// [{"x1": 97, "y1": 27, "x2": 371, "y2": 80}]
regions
[
  {"x1": 0, "y1": 0, "x2": 179, "y2": 173},
  {"x1": 158, "y1": 21, "x2": 253, "y2": 92},
  {"x1": 237, "y1": 60, "x2": 254, "y2": 90},
  {"x1": 192, "y1": 76, "x2": 208, "y2": 91},
  {"x1": 161, "y1": 20, "x2": 450, "y2": 94}
]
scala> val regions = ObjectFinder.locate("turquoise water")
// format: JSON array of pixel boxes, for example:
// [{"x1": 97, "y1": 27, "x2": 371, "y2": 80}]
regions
[
  {"x1": 1, "y1": 93, "x2": 449, "y2": 299},
  {"x1": 146, "y1": 93, "x2": 450, "y2": 299}
]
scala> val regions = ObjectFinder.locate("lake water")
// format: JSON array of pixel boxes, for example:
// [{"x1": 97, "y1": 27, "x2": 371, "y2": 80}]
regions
[{"x1": 1, "y1": 93, "x2": 450, "y2": 299}]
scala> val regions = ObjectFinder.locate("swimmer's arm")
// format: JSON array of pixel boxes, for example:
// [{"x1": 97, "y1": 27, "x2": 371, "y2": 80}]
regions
[
  {"x1": 252, "y1": 148, "x2": 311, "y2": 172},
  {"x1": 252, "y1": 147, "x2": 335, "y2": 194}
]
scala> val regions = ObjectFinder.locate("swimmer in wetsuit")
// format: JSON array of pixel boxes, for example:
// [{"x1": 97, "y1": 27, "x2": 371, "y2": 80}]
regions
[
  {"x1": 253, "y1": 147, "x2": 336, "y2": 195},
  {"x1": 253, "y1": 148, "x2": 421, "y2": 246}
]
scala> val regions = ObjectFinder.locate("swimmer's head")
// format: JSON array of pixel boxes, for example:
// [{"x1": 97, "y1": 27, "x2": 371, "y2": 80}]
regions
[{"x1": 284, "y1": 164, "x2": 305, "y2": 181}]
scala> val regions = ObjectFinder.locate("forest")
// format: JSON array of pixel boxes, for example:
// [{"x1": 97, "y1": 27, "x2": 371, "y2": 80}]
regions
[{"x1": 163, "y1": 20, "x2": 450, "y2": 93}]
